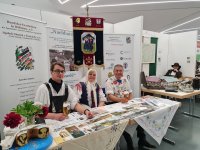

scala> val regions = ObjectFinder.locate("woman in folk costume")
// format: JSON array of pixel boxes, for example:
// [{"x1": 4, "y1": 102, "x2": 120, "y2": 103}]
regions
[{"x1": 74, "y1": 68, "x2": 106, "y2": 108}]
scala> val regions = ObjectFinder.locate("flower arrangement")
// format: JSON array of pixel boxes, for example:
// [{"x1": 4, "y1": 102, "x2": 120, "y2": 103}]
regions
[
  {"x1": 3, "y1": 112, "x2": 23, "y2": 128},
  {"x1": 3, "y1": 101, "x2": 48, "y2": 128}
]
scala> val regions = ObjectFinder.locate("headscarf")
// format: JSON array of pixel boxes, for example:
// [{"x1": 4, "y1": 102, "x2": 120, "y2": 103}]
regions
[{"x1": 85, "y1": 68, "x2": 98, "y2": 107}]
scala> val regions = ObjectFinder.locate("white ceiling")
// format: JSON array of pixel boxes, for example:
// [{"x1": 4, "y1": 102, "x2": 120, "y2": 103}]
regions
[{"x1": 0, "y1": 0, "x2": 200, "y2": 35}]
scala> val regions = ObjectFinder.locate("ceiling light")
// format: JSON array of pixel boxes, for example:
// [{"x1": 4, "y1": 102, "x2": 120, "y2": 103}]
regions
[
  {"x1": 161, "y1": 16, "x2": 200, "y2": 33},
  {"x1": 89, "y1": 0, "x2": 200, "y2": 8},
  {"x1": 81, "y1": 0, "x2": 99, "y2": 8},
  {"x1": 163, "y1": 27, "x2": 200, "y2": 33},
  {"x1": 58, "y1": 0, "x2": 70, "y2": 5}
]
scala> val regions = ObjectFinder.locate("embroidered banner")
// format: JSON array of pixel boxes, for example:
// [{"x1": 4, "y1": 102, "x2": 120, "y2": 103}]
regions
[{"x1": 72, "y1": 17, "x2": 104, "y2": 67}]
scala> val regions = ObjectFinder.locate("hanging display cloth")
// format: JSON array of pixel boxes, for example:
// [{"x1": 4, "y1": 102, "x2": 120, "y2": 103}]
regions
[{"x1": 72, "y1": 16, "x2": 104, "y2": 67}]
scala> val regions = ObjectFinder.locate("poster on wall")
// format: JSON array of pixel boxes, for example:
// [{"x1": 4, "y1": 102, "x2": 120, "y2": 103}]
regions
[
  {"x1": 102, "y1": 34, "x2": 134, "y2": 88},
  {"x1": 142, "y1": 43, "x2": 156, "y2": 63},
  {"x1": 0, "y1": 12, "x2": 46, "y2": 126},
  {"x1": 46, "y1": 27, "x2": 82, "y2": 87}
]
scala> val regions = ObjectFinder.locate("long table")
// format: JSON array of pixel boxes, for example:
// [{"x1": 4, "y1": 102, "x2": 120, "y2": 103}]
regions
[
  {"x1": 1, "y1": 97, "x2": 180, "y2": 150},
  {"x1": 48, "y1": 98, "x2": 180, "y2": 150},
  {"x1": 141, "y1": 87, "x2": 200, "y2": 118}
]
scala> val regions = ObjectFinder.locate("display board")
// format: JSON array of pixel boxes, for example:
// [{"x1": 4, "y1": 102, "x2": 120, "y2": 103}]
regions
[
  {"x1": 46, "y1": 27, "x2": 82, "y2": 87},
  {"x1": 102, "y1": 34, "x2": 134, "y2": 88},
  {"x1": 0, "y1": 12, "x2": 46, "y2": 132}
]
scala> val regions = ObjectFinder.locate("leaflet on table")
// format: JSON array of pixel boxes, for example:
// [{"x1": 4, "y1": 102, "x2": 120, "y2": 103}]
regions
[
  {"x1": 143, "y1": 98, "x2": 165, "y2": 107},
  {"x1": 131, "y1": 98, "x2": 145, "y2": 103},
  {"x1": 45, "y1": 114, "x2": 82, "y2": 132},
  {"x1": 154, "y1": 97, "x2": 180, "y2": 106},
  {"x1": 90, "y1": 117, "x2": 119, "y2": 131},
  {"x1": 104, "y1": 103, "x2": 128, "y2": 113},
  {"x1": 52, "y1": 117, "x2": 120, "y2": 144},
  {"x1": 91, "y1": 107, "x2": 109, "y2": 116},
  {"x1": 77, "y1": 123, "x2": 94, "y2": 134},
  {"x1": 65, "y1": 125, "x2": 85, "y2": 138},
  {"x1": 77, "y1": 113, "x2": 121, "y2": 132},
  {"x1": 51, "y1": 125, "x2": 86, "y2": 144},
  {"x1": 51, "y1": 129, "x2": 74, "y2": 144}
]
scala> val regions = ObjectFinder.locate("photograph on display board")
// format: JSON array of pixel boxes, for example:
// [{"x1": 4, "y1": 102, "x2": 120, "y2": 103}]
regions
[{"x1": 49, "y1": 49, "x2": 78, "y2": 71}]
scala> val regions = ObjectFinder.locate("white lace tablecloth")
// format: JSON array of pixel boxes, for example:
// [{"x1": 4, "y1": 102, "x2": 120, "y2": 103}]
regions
[{"x1": 134, "y1": 98, "x2": 179, "y2": 144}]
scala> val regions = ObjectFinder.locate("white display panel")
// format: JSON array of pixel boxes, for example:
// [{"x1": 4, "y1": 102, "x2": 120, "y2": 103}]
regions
[
  {"x1": 0, "y1": 12, "x2": 46, "y2": 131},
  {"x1": 102, "y1": 34, "x2": 134, "y2": 88}
]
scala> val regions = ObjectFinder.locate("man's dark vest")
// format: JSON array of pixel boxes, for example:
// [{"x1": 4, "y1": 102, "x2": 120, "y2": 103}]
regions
[
  {"x1": 79, "y1": 82, "x2": 100, "y2": 107},
  {"x1": 45, "y1": 83, "x2": 68, "y2": 113}
]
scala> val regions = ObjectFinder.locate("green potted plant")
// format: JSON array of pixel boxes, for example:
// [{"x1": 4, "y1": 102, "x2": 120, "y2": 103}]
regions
[{"x1": 3, "y1": 101, "x2": 48, "y2": 127}]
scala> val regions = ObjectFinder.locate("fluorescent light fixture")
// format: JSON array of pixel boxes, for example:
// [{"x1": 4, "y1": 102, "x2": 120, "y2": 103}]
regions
[
  {"x1": 161, "y1": 16, "x2": 200, "y2": 33},
  {"x1": 81, "y1": 0, "x2": 99, "y2": 8},
  {"x1": 163, "y1": 27, "x2": 200, "y2": 33},
  {"x1": 58, "y1": 0, "x2": 70, "y2": 5},
  {"x1": 89, "y1": 0, "x2": 200, "y2": 8}
]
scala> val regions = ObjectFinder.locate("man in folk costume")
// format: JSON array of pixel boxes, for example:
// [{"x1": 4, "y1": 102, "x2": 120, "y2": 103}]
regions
[
  {"x1": 106, "y1": 64, "x2": 156, "y2": 150},
  {"x1": 35, "y1": 62, "x2": 93, "y2": 121}
]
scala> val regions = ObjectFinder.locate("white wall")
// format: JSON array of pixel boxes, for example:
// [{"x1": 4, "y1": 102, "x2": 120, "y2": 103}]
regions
[
  {"x1": 156, "y1": 33, "x2": 170, "y2": 77},
  {"x1": 143, "y1": 30, "x2": 159, "y2": 38},
  {"x1": 41, "y1": 11, "x2": 72, "y2": 30},
  {"x1": 168, "y1": 31, "x2": 197, "y2": 77},
  {"x1": 0, "y1": 3, "x2": 41, "y2": 20},
  {"x1": 142, "y1": 30, "x2": 197, "y2": 78},
  {"x1": 142, "y1": 36, "x2": 151, "y2": 76},
  {"x1": 104, "y1": 23, "x2": 114, "y2": 34},
  {"x1": 114, "y1": 16, "x2": 143, "y2": 98}
]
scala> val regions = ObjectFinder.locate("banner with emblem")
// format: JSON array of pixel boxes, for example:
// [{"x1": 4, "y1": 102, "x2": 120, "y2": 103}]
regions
[{"x1": 72, "y1": 17, "x2": 104, "y2": 67}]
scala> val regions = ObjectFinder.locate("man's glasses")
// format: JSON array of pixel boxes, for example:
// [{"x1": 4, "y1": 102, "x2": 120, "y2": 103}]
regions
[{"x1": 53, "y1": 70, "x2": 65, "y2": 74}]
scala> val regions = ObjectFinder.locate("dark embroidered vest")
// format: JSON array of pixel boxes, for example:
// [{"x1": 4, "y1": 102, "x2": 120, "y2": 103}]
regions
[
  {"x1": 45, "y1": 83, "x2": 68, "y2": 113},
  {"x1": 79, "y1": 82, "x2": 100, "y2": 107}
]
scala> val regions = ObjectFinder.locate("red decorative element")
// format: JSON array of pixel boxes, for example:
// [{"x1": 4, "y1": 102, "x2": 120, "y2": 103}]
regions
[
  {"x1": 83, "y1": 54, "x2": 94, "y2": 66},
  {"x1": 72, "y1": 17, "x2": 103, "y2": 28},
  {"x1": 113, "y1": 81, "x2": 117, "y2": 85},
  {"x1": 75, "y1": 83, "x2": 82, "y2": 92},
  {"x1": 38, "y1": 106, "x2": 49, "y2": 118},
  {"x1": 3, "y1": 112, "x2": 22, "y2": 128}
]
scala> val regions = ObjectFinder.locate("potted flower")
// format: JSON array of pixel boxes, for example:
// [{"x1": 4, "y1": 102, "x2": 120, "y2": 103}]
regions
[{"x1": 3, "y1": 101, "x2": 48, "y2": 128}]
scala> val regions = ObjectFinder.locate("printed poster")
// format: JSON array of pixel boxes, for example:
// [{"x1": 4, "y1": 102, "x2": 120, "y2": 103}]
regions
[
  {"x1": 0, "y1": 12, "x2": 46, "y2": 133},
  {"x1": 46, "y1": 27, "x2": 82, "y2": 87},
  {"x1": 102, "y1": 34, "x2": 134, "y2": 88}
]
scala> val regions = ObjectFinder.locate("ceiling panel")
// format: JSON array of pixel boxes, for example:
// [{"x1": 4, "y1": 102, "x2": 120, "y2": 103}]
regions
[{"x1": 0, "y1": 0, "x2": 200, "y2": 34}]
